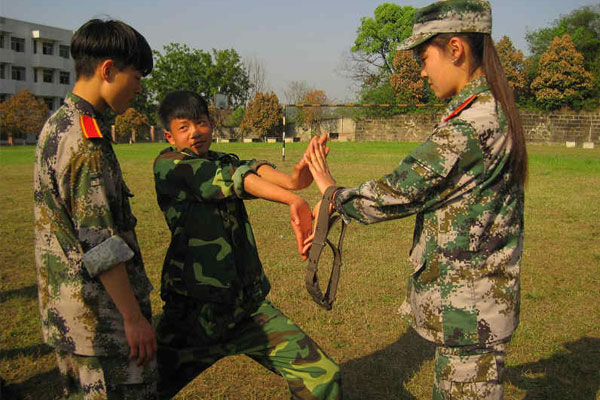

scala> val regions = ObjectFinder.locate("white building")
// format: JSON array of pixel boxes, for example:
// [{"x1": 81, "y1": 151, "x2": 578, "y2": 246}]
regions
[{"x1": 0, "y1": 17, "x2": 75, "y2": 112}]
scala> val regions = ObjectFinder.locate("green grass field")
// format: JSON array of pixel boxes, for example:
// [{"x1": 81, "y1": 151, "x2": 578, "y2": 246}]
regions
[{"x1": 1, "y1": 142, "x2": 599, "y2": 399}]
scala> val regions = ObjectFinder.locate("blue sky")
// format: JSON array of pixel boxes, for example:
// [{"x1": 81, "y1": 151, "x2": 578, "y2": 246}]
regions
[{"x1": 2, "y1": 0, "x2": 598, "y2": 101}]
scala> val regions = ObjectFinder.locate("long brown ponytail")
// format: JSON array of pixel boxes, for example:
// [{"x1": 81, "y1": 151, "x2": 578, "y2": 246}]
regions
[{"x1": 427, "y1": 33, "x2": 528, "y2": 186}]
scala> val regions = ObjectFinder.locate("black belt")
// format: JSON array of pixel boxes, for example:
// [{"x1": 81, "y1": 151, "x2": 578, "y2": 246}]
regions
[{"x1": 305, "y1": 186, "x2": 347, "y2": 310}]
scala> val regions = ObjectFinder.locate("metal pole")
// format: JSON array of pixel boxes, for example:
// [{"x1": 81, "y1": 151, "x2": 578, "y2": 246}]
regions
[{"x1": 282, "y1": 106, "x2": 286, "y2": 161}]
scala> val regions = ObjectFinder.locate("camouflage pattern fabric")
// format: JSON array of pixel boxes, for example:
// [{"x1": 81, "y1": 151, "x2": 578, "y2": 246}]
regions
[
  {"x1": 153, "y1": 147, "x2": 272, "y2": 306},
  {"x1": 397, "y1": 0, "x2": 492, "y2": 51},
  {"x1": 33, "y1": 92, "x2": 154, "y2": 360},
  {"x1": 333, "y1": 76, "x2": 524, "y2": 347},
  {"x1": 433, "y1": 341, "x2": 507, "y2": 399},
  {"x1": 156, "y1": 297, "x2": 341, "y2": 400},
  {"x1": 56, "y1": 350, "x2": 158, "y2": 400}
]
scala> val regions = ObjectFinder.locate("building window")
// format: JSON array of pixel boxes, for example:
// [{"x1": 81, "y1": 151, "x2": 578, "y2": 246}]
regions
[
  {"x1": 11, "y1": 37, "x2": 25, "y2": 52},
  {"x1": 0, "y1": 34, "x2": 5, "y2": 49},
  {"x1": 0, "y1": 64, "x2": 5, "y2": 80},
  {"x1": 43, "y1": 69, "x2": 54, "y2": 83},
  {"x1": 59, "y1": 45, "x2": 70, "y2": 58},
  {"x1": 32, "y1": 39, "x2": 37, "y2": 54},
  {"x1": 60, "y1": 98, "x2": 65, "y2": 106},
  {"x1": 59, "y1": 71, "x2": 70, "y2": 85},
  {"x1": 0, "y1": 94, "x2": 8, "y2": 103},
  {"x1": 12, "y1": 66, "x2": 26, "y2": 81},
  {"x1": 43, "y1": 97, "x2": 54, "y2": 111},
  {"x1": 42, "y1": 42, "x2": 54, "y2": 55}
]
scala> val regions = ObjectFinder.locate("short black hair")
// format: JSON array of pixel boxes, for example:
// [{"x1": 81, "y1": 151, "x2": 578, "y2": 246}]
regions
[
  {"x1": 159, "y1": 91, "x2": 210, "y2": 130},
  {"x1": 71, "y1": 19, "x2": 153, "y2": 79}
]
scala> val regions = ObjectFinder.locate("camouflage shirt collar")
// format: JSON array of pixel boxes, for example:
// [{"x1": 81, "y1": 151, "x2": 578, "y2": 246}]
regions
[
  {"x1": 175, "y1": 147, "x2": 220, "y2": 160},
  {"x1": 445, "y1": 76, "x2": 489, "y2": 116},
  {"x1": 65, "y1": 93, "x2": 102, "y2": 119}
]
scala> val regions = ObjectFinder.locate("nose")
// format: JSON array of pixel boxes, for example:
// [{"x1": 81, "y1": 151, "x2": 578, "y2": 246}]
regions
[{"x1": 420, "y1": 67, "x2": 427, "y2": 78}]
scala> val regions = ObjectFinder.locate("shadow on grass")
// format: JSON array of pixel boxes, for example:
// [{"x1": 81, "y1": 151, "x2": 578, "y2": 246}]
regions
[
  {"x1": 341, "y1": 328, "x2": 435, "y2": 400},
  {"x1": 0, "y1": 285, "x2": 37, "y2": 304},
  {"x1": 4, "y1": 368, "x2": 62, "y2": 400},
  {"x1": 0, "y1": 343, "x2": 53, "y2": 361},
  {"x1": 506, "y1": 337, "x2": 600, "y2": 400},
  {"x1": 341, "y1": 333, "x2": 599, "y2": 400}
]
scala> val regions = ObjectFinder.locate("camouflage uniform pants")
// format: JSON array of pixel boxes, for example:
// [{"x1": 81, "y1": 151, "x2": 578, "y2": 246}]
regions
[
  {"x1": 156, "y1": 296, "x2": 341, "y2": 400},
  {"x1": 55, "y1": 350, "x2": 158, "y2": 400},
  {"x1": 432, "y1": 341, "x2": 507, "y2": 400}
]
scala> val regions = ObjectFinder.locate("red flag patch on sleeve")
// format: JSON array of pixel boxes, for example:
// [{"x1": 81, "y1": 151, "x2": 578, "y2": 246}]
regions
[
  {"x1": 444, "y1": 94, "x2": 477, "y2": 123},
  {"x1": 80, "y1": 115, "x2": 103, "y2": 139}
]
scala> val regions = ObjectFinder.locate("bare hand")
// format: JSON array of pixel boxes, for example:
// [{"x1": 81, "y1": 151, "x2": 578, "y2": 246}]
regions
[
  {"x1": 301, "y1": 198, "x2": 337, "y2": 255},
  {"x1": 305, "y1": 135, "x2": 336, "y2": 194},
  {"x1": 289, "y1": 133, "x2": 329, "y2": 190},
  {"x1": 289, "y1": 196, "x2": 314, "y2": 260},
  {"x1": 124, "y1": 314, "x2": 157, "y2": 366}
]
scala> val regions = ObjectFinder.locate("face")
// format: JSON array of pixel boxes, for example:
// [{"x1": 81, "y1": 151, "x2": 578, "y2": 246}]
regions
[
  {"x1": 165, "y1": 116, "x2": 213, "y2": 156},
  {"x1": 102, "y1": 65, "x2": 142, "y2": 114},
  {"x1": 417, "y1": 44, "x2": 460, "y2": 100}
]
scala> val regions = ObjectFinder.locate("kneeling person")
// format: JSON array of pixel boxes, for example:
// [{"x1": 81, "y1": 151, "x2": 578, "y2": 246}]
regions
[{"x1": 153, "y1": 91, "x2": 341, "y2": 400}]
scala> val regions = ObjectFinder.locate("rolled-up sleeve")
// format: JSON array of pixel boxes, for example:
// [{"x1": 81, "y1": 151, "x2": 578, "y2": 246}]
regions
[
  {"x1": 81, "y1": 235, "x2": 134, "y2": 277},
  {"x1": 64, "y1": 145, "x2": 133, "y2": 276}
]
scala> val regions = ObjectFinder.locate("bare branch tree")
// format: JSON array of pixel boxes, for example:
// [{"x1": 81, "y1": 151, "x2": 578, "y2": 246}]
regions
[
  {"x1": 244, "y1": 55, "x2": 269, "y2": 103},
  {"x1": 283, "y1": 81, "x2": 313, "y2": 104}
]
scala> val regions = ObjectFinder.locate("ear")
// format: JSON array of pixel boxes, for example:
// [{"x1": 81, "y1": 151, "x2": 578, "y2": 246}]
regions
[
  {"x1": 447, "y1": 37, "x2": 465, "y2": 64},
  {"x1": 164, "y1": 130, "x2": 175, "y2": 145},
  {"x1": 99, "y1": 59, "x2": 115, "y2": 82}
]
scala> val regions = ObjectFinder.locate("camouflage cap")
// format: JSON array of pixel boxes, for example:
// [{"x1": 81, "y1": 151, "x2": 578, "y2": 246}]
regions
[{"x1": 397, "y1": 0, "x2": 492, "y2": 51}]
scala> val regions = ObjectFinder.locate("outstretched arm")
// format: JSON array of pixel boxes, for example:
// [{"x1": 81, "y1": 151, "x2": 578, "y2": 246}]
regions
[{"x1": 243, "y1": 173, "x2": 312, "y2": 260}]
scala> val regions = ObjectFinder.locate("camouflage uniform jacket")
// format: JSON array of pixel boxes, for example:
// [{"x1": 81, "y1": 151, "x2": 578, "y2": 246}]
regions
[
  {"x1": 33, "y1": 93, "x2": 153, "y2": 356},
  {"x1": 334, "y1": 77, "x2": 524, "y2": 347},
  {"x1": 153, "y1": 147, "x2": 271, "y2": 308}
]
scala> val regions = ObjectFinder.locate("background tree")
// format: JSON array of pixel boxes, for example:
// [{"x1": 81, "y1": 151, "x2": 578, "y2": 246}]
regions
[
  {"x1": 358, "y1": 82, "x2": 398, "y2": 118},
  {"x1": 283, "y1": 80, "x2": 313, "y2": 104},
  {"x1": 244, "y1": 55, "x2": 269, "y2": 103},
  {"x1": 531, "y1": 34, "x2": 594, "y2": 110},
  {"x1": 240, "y1": 92, "x2": 282, "y2": 139},
  {"x1": 347, "y1": 4, "x2": 416, "y2": 117},
  {"x1": 283, "y1": 80, "x2": 314, "y2": 125},
  {"x1": 130, "y1": 80, "x2": 158, "y2": 126},
  {"x1": 526, "y1": 5, "x2": 600, "y2": 96},
  {"x1": 147, "y1": 43, "x2": 250, "y2": 110},
  {"x1": 351, "y1": 4, "x2": 416, "y2": 76},
  {"x1": 0, "y1": 90, "x2": 48, "y2": 145},
  {"x1": 496, "y1": 36, "x2": 528, "y2": 103},
  {"x1": 114, "y1": 107, "x2": 149, "y2": 143},
  {"x1": 298, "y1": 90, "x2": 328, "y2": 134},
  {"x1": 389, "y1": 50, "x2": 425, "y2": 105}
]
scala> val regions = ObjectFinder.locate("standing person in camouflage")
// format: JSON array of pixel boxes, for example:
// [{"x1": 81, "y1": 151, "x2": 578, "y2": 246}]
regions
[
  {"x1": 304, "y1": 1, "x2": 527, "y2": 399},
  {"x1": 153, "y1": 91, "x2": 341, "y2": 400},
  {"x1": 33, "y1": 19, "x2": 158, "y2": 399}
]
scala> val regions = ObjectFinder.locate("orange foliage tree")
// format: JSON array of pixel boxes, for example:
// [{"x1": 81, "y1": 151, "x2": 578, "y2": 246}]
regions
[
  {"x1": 115, "y1": 107, "x2": 149, "y2": 143},
  {"x1": 299, "y1": 90, "x2": 328, "y2": 134},
  {"x1": 531, "y1": 34, "x2": 594, "y2": 110},
  {"x1": 389, "y1": 50, "x2": 424, "y2": 104},
  {"x1": 496, "y1": 36, "x2": 527, "y2": 101},
  {"x1": 0, "y1": 90, "x2": 48, "y2": 145},
  {"x1": 240, "y1": 92, "x2": 282, "y2": 138}
]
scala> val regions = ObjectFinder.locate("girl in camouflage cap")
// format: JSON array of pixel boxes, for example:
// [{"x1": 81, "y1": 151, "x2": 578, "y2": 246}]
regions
[{"x1": 305, "y1": 0, "x2": 527, "y2": 398}]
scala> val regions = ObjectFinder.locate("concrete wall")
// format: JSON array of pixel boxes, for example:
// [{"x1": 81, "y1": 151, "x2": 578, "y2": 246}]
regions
[{"x1": 353, "y1": 110, "x2": 600, "y2": 144}]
